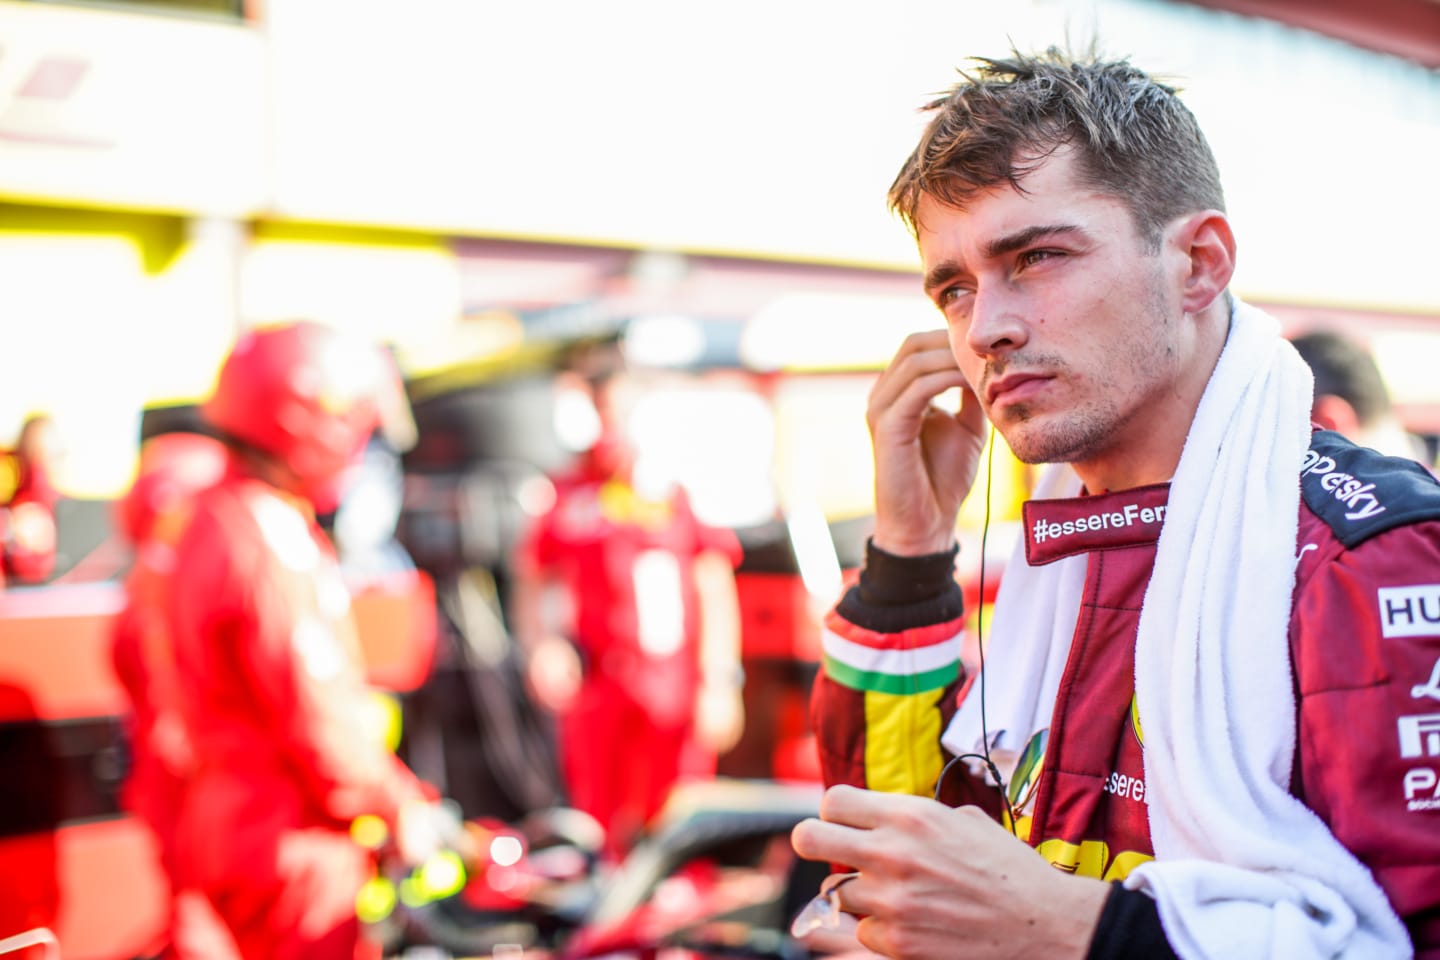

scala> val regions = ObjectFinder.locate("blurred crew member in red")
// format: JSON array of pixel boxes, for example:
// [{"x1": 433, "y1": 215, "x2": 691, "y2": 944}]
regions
[
  {"x1": 165, "y1": 321, "x2": 441, "y2": 960},
  {"x1": 1290, "y1": 329, "x2": 1430, "y2": 464},
  {"x1": 1, "y1": 413, "x2": 61, "y2": 585},
  {"x1": 511, "y1": 338, "x2": 745, "y2": 859},
  {"x1": 111, "y1": 431, "x2": 239, "y2": 960}
]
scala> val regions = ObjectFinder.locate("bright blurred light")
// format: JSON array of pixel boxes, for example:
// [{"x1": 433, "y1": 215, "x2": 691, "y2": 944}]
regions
[
  {"x1": 0, "y1": 232, "x2": 149, "y2": 498},
  {"x1": 355, "y1": 876, "x2": 397, "y2": 924},
  {"x1": 349, "y1": 813, "x2": 389, "y2": 850},
  {"x1": 397, "y1": 876, "x2": 425, "y2": 909},
  {"x1": 624, "y1": 314, "x2": 708, "y2": 368},
  {"x1": 490, "y1": 834, "x2": 524, "y2": 867},
  {"x1": 630, "y1": 384, "x2": 777, "y2": 528},
  {"x1": 241, "y1": 238, "x2": 460, "y2": 357},
  {"x1": 741, "y1": 293, "x2": 940, "y2": 373},
  {"x1": 417, "y1": 850, "x2": 467, "y2": 899},
  {"x1": 515, "y1": 473, "x2": 558, "y2": 518},
  {"x1": 770, "y1": 375, "x2": 877, "y2": 523},
  {"x1": 1373, "y1": 331, "x2": 1440, "y2": 406},
  {"x1": 552, "y1": 383, "x2": 603, "y2": 454},
  {"x1": 786, "y1": 502, "x2": 844, "y2": 603}
]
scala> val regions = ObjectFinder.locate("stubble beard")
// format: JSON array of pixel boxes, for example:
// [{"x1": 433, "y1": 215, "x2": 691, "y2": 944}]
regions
[
  {"x1": 991, "y1": 281, "x2": 1177, "y2": 467},
  {"x1": 998, "y1": 391, "x2": 1123, "y2": 466}
]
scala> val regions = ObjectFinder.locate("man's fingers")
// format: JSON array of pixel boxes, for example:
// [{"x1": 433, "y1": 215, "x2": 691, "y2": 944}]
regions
[
  {"x1": 818, "y1": 784, "x2": 945, "y2": 828},
  {"x1": 868, "y1": 332, "x2": 965, "y2": 414},
  {"x1": 818, "y1": 784, "x2": 896, "y2": 829},
  {"x1": 869, "y1": 370, "x2": 972, "y2": 447},
  {"x1": 891, "y1": 327, "x2": 953, "y2": 359},
  {"x1": 792, "y1": 816, "x2": 863, "y2": 867},
  {"x1": 880, "y1": 340, "x2": 964, "y2": 396}
]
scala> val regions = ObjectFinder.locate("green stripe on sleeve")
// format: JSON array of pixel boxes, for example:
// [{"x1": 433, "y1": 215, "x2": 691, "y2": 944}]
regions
[{"x1": 824, "y1": 653, "x2": 959, "y2": 695}]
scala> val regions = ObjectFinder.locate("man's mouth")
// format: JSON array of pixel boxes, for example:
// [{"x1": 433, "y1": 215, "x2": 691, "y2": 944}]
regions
[{"x1": 986, "y1": 373, "x2": 1052, "y2": 407}]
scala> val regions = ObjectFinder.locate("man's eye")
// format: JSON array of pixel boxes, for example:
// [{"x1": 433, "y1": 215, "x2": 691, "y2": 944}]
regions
[
  {"x1": 937, "y1": 286, "x2": 970, "y2": 308},
  {"x1": 1020, "y1": 249, "x2": 1058, "y2": 268}
]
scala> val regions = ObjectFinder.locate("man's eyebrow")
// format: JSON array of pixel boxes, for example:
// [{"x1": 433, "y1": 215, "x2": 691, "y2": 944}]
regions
[
  {"x1": 923, "y1": 224, "x2": 1087, "y2": 296},
  {"x1": 984, "y1": 223, "x2": 1083, "y2": 260},
  {"x1": 922, "y1": 261, "x2": 966, "y2": 298}
]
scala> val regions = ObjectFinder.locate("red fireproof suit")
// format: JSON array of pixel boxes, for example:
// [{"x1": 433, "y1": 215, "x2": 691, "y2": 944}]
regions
[
  {"x1": 113, "y1": 492, "x2": 241, "y2": 960},
  {"x1": 516, "y1": 463, "x2": 741, "y2": 855},
  {"x1": 812, "y1": 431, "x2": 1440, "y2": 957},
  {"x1": 166, "y1": 467, "x2": 428, "y2": 960}
]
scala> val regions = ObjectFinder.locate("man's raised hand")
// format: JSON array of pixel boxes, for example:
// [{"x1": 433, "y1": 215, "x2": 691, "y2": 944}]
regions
[{"x1": 866, "y1": 330, "x2": 985, "y2": 557}]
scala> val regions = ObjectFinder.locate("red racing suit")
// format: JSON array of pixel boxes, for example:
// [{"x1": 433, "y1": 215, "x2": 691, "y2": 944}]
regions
[
  {"x1": 113, "y1": 498, "x2": 241, "y2": 960},
  {"x1": 516, "y1": 464, "x2": 741, "y2": 854},
  {"x1": 812, "y1": 430, "x2": 1440, "y2": 957},
  {"x1": 166, "y1": 468, "x2": 428, "y2": 960}
]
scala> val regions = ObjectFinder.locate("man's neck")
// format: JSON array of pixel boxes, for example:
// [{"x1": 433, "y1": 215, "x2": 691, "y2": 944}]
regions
[
  {"x1": 1072, "y1": 299, "x2": 1233, "y2": 494},
  {"x1": 231, "y1": 448, "x2": 315, "y2": 518}
]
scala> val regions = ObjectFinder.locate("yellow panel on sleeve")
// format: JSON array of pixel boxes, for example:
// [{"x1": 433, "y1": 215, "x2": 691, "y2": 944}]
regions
[{"x1": 863, "y1": 686, "x2": 945, "y2": 797}]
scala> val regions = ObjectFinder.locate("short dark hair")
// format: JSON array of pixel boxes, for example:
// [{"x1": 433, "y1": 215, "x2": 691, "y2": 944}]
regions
[
  {"x1": 1290, "y1": 330, "x2": 1393, "y2": 425},
  {"x1": 889, "y1": 46, "x2": 1225, "y2": 252}
]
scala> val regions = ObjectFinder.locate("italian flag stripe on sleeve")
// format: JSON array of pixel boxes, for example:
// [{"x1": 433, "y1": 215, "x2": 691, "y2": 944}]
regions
[{"x1": 820, "y1": 617, "x2": 962, "y2": 695}]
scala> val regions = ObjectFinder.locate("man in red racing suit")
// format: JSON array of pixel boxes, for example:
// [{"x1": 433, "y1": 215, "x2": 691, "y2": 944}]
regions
[
  {"x1": 810, "y1": 429, "x2": 1440, "y2": 957},
  {"x1": 165, "y1": 322, "x2": 440, "y2": 960},
  {"x1": 513, "y1": 446, "x2": 743, "y2": 858},
  {"x1": 786, "y1": 47, "x2": 1436, "y2": 960},
  {"x1": 511, "y1": 341, "x2": 744, "y2": 860}
]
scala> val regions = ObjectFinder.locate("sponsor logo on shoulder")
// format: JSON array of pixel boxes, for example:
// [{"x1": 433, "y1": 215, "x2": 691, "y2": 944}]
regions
[
  {"x1": 1398, "y1": 713, "x2": 1440, "y2": 759},
  {"x1": 1414, "y1": 659, "x2": 1440, "y2": 701},
  {"x1": 1403, "y1": 768, "x2": 1440, "y2": 812},
  {"x1": 1301, "y1": 450, "x2": 1386, "y2": 521},
  {"x1": 1378, "y1": 585, "x2": 1440, "y2": 638}
]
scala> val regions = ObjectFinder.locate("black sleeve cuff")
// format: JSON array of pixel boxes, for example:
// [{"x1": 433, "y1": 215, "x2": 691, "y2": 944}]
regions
[
  {"x1": 856, "y1": 538, "x2": 958, "y2": 606},
  {"x1": 1085, "y1": 883, "x2": 1179, "y2": 960},
  {"x1": 832, "y1": 539, "x2": 963, "y2": 634}
]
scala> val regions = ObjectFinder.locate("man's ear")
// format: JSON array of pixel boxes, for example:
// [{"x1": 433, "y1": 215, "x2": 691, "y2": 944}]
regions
[
  {"x1": 1172, "y1": 210, "x2": 1236, "y2": 315},
  {"x1": 1312, "y1": 394, "x2": 1361, "y2": 435}
]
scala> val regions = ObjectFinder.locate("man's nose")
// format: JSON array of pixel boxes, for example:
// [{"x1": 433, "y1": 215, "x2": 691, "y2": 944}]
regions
[{"x1": 965, "y1": 284, "x2": 1029, "y2": 358}]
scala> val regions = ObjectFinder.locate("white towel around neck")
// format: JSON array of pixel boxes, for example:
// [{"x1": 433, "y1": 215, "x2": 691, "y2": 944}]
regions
[{"x1": 942, "y1": 299, "x2": 1410, "y2": 959}]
